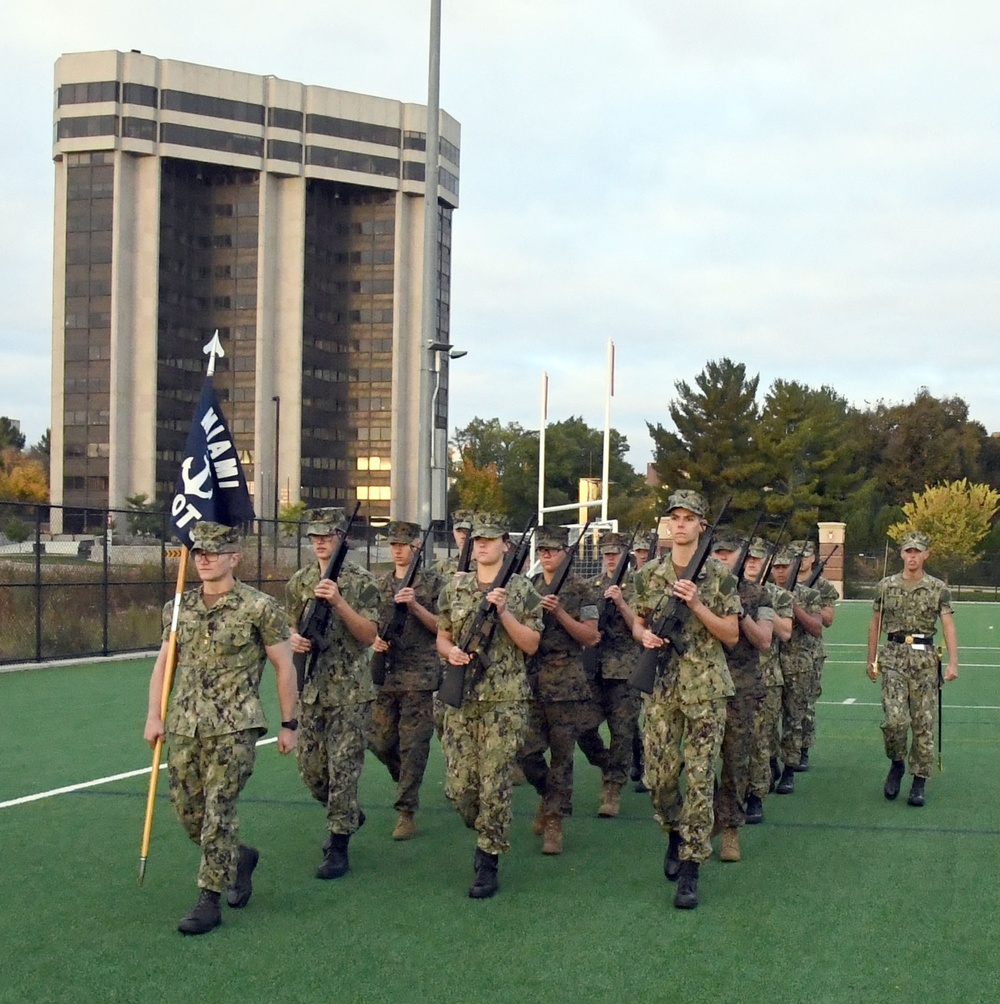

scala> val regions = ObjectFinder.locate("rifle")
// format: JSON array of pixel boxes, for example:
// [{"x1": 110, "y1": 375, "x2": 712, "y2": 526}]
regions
[
  {"x1": 803, "y1": 544, "x2": 840, "y2": 589},
  {"x1": 538, "y1": 521, "x2": 591, "y2": 601},
  {"x1": 639, "y1": 527, "x2": 658, "y2": 564},
  {"x1": 293, "y1": 501, "x2": 362, "y2": 693},
  {"x1": 732, "y1": 512, "x2": 764, "y2": 583},
  {"x1": 582, "y1": 525, "x2": 638, "y2": 676},
  {"x1": 870, "y1": 539, "x2": 890, "y2": 680},
  {"x1": 754, "y1": 517, "x2": 789, "y2": 586},
  {"x1": 937, "y1": 646, "x2": 944, "y2": 771},
  {"x1": 630, "y1": 498, "x2": 731, "y2": 694},
  {"x1": 370, "y1": 525, "x2": 433, "y2": 686},
  {"x1": 438, "y1": 515, "x2": 538, "y2": 708},
  {"x1": 456, "y1": 531, "x2": 473, "y2": 573}
]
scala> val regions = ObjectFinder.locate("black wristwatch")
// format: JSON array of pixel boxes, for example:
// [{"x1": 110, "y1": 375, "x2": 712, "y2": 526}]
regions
[{"x1": 280, "y1": 719, "x2": 299, "y2": 731}]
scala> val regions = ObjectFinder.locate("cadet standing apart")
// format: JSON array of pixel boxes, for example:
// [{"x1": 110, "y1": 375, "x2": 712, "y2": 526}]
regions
[
  {"x1": 437, "y1": 513, "x2": 543, "y2": 898},
  {"x1": 143, "y1": 521, "x2": 299, "y2": 936},
  {"x1": 286, "y1": 508, "x2": 379, "y2": 879},
  {"x1": 867, "y1": 530, "x2": 958, "y2": 806},
  {"x1": 370, "y1": 520, "x2": 442, "y2": 840},
  {"x1": 631, "y1": 491, "x2": 740, "y2": 909}
]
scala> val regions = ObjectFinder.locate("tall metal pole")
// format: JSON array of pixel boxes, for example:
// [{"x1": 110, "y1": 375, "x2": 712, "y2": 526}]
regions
[
  {"x1": 601, "y1": 340, "x2": 614, "y2": 522},
  {"x1": 417, "y1": 0, "x2": 442, "y2": 528},
  {"x1": 272, "y1": 394, "x2": 280, "y2": 563},
  {"x1": 535, "y1": 371, "x2": 548, "y2": 567}
]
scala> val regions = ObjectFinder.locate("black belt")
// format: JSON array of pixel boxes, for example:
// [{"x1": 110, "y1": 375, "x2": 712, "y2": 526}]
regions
[{"x1": 887, "y1": 631, "x2": 934, "y2": 646}]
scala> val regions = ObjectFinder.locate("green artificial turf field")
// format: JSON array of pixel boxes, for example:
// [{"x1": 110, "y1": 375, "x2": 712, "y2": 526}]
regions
[{"x1": 2, "y1": 600, "x2": 998, "y2": 1003}]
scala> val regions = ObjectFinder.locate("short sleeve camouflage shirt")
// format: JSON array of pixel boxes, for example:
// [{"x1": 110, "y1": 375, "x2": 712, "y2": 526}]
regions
[
  {"x1": 375, "y1": 566, "x2": 443, "y2": 692},
  {"x1": 526, "y1": 573, "x2": 598, "y2": 702}
]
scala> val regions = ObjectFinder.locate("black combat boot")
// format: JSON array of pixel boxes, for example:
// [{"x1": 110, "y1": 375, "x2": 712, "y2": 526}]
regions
[
  {"x1": 468, "y1": 848, "x2": 499, "y2": 899},
  {"x1": 316, "y1": 832, "x2": 350, "y2": 879},
  {"x1": 776, "y1": 765, "x2": 795, "y2": 794},
  {"x1": 769, "y1": 757, "x2": 780, "y2": 792},
  {"x1": 673, "y1": 860, "x2": 700, "y2": 909},
  {"x1": 907, "y1": 776, "x2": 926, "y2": 807},
  {"x1": 226, "y1": 844, "x2": 260, "y2": 908},
  {"x1": 794, "y1": 747, "x2": 810, "y2": 772},
  {"x1": 745, "y1": 793, "x2": 763, "y2": 825},
  {"x1": 883, "y1": 760, "x2": 905, "y2": 801},
  {"x1": 177, "y1": 889, "x2": 222, "y2": 935},
  {"x1": 663, "y1": 829, "x2": 683, "y2": 882}
]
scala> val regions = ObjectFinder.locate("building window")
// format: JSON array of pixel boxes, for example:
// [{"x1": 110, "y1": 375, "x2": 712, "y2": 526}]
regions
[
  {"x1": 58, "y1": 81, "x2": 120, "y2": 105},
  {"x1": 306, "y1": 147, "x2": 399, "y2": 178},
  {"x1": 160, "y1": 122, "x2": 264, "y2": 158},
  {"x1": 57, "y1": 115, "x2": 119, "y2": 140},
  {"x1": 305, "y1": 114, "x2": 400, "y2": 148},
  {"x1": 267, "y1": 139, "x2": 303, "y2": 163},
  {"x1": 268, "y1": 107, "x2": 303, "y2": 130},
  {"x1": 161, "y1": 89, "x2": 265, "y2": 126},
  {"x1": 122, "y1": 117, "x2": 157, "y2": 141},
  {"x1": 122, "y1": 83, "x2": 158, "y2": 107}
]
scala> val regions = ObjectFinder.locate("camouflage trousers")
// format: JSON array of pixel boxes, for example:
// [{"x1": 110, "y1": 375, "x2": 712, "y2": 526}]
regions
[
  {"x1": 368, "y1": 689, "x2": 435, "y2": 813},
  {"x1": 519, "y1": 700, "x2": 587, "y2": 817},
  {"x1": 644, "y1": 695, "x2": 727, "y2": 864},
  {"x1": 801, "y1": 656, "x2": 825, "y2": 750},
  {"x1": 880, "y1": 653, "x2": 938, "y2": 778},
  {"x1": 748, "y1": 685, "x2": 782, "y2": 798},
  {"x1": 167, "y1": 729, "x2": 258, "y2": 892},
  {"x1": 575, "y1": 688, "x2": 611, "y2": 777},
  {"x1": 779, "y1": 671, "x2": 809, "y2": 768},
  {"x1": 297, "y1": 700, "x2": 372, "y2": 836},
  {"x1": 590, "y1": 677, "x2": 642, "y2": 786},
  {"x1": 442, "y1": 700, "x2": 527, "y2": 855},
  {"x1": 714, "y1": 691, "x2": 762, "y2": 828}
]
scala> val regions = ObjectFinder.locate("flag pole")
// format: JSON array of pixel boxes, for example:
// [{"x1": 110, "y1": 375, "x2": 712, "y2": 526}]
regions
[{"x1": 139, "y1": 331, "x2": 226, "y2": 884}]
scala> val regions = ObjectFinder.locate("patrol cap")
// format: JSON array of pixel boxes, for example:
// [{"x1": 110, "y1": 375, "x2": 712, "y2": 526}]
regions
[
  {"x1": 536, "y1": 524, "x2": 568, "y2": 550},
  {"x1": 711, "y1": 528, "x2": 744, "y2": 553},
  {"x1": 599, "y1": 531, "x2": 628, "y2": 554},
  {"x1": 471, "y1": 512, "x2": 509, "y2": 539},
  {"x1": 386, "y1": 520, "x2": 422, "y2": 545},
  {"x1": 771, "y1": 545, "x2": 796, "y2": 566},
  {"x1": 748, "y1": 537, "x2": 770, "y2": 559},
  {"x1": 633, "y1": 534, "x2": 653, "y2": 553},
  {"x1": 451, "y1": 509, "x2": 474, "y2": 531},
  {"x1": 666, "y1": 490, "x2": 708, "y2": 518},
  {"x1": 791, "y1": 539, "x2": 815, "y2": 558},
  {"x1": 190, "y1": 521, "x2": 240, "y2": 553},
  {"x1": 899, "y1": 530, "x2": 930, "y2": 552},
  {"x1": 305, "y1": 507, "x2": 346, "y2": 536}
]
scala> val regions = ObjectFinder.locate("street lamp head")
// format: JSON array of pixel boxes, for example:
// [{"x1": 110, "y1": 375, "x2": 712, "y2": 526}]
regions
[
  {"x1": 449, "y1": 349, "x2": 467, "y2": 360},
  {"x1": 427, "y1": 341, "x2": 453, "y2": 352}
]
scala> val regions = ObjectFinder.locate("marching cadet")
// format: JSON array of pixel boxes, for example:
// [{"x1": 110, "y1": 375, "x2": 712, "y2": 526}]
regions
[
  {"x1": 286, "y1": 508, "x2": 379, "y2": 880},
  {"x1": 710, "y1": 531, "x2": 773, "y2": 863},
  {"x1": 631, "y1": 491, "x2": 740, "y2": 909},
  {"x1": 435, "y1": 509, "x2": 475, "y2": 576},
  {"x1": 518, "y1": 524, "x2": 601, "y2": 854},
  {"x1": 143, "y1": 521, "x2": 298, "y2": 936},
  {"x1": 437, "y1": 512, "x2": 543, "y2": 898},
  {"x1": 866, "y1": 530, "x2": 958, "y2": 806},
  {"x1": 370, "y1": 521, "x2": 443, "y2": 840}
]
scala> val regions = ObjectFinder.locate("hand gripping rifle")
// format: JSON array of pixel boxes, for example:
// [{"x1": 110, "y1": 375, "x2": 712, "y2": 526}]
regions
[
  {"x1": 804, "y1": 543, "x2": 840, "y2": 589},
  {"x1": 370, "y1": 524, "x2": 433, "y2": 686},
  {"x1": 630, "y1": 498, "x2": 731, "y2": 694},
  {"x1": 293, "y1": 501, "x2": 362, "y2": 693},
  {"x1": 582, "y1": 525, "x2": 638, "y2": 675},
  {"x1": 438, "y1": 515, "x2": 538, "y2": 708}
]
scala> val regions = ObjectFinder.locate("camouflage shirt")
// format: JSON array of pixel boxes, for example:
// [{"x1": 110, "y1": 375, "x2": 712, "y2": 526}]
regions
[
  {"x1": 438, "y1": 571, "x2": 544, "y2": 703},
  {"x1": 778, "y1": 582, "x2": 823, "y2": 677},
  {"x1": 800, "y1": 573, "x2": 838, "y2": 658},
  {"x1": 759, "y1": 582, "x2": 792, "y2": 687},
  {"x1": 588, "y1": 569, "x2": 638, "y2": 680},
  {"x1": 726, "y1": 579, "x2": 773, "y2": 697},
  {"x1": 873, "y1": 572, "x2": 953, "y2": 672},
  {"x1": 162, "y1": 579, "x2": 290, "y2": 739},
  {"x1": 374, "y1": 566, "x2": 443, "y2": 692},
  {"x1": 526, "y1": 573, "x2": 599, "y2": 702},
  {"x1": 632, "y1": 554, "x2": 740, "y2": 705},
  {"x1": 285, "y1": 558, "x2": 380, "y2": 707}
]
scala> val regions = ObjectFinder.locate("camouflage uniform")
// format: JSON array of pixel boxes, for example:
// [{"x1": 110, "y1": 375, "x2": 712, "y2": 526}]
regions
[
  {"x1": 873, "y1": 572, "x2": 953, "y2": 778},
  {"x1": 586, "y1": 565, "x2": 641, "y2": 787},
  {"x1": 438, "y1": 570, "x2": 543, "y2": 854},
  {"x1": 518, "y1": 573, "x2": 600, "y2": 817},
  {"x1": 632, "y1": 554, "x2": 740, "y2": 864},
  {"x1": 164, "y1": 578, "x2": 289, "y2": 893},
  {"x1": 801, "y1": 573, "x2": 838, "y2": 752},
  {"x1": 714, "y1": 578, "x2": 772, "y2": 828},
  {"x1": 286, "y1": 557, "x2": 379, "y2": 837},
  {"x1": 778, "y1": 580, "x2": 823, "y2": 769},
  {"x1": 369, "y1": 560, "x2": 443, "y2": 814},
  {"x1": 749, "y1": 580, "x2": 792, "y2": 798}
]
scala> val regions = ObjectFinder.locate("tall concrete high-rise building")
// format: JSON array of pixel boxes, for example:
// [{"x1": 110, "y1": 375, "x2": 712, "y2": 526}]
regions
[{"x1": 51, "y1": 50, "x2": 460, "y2": 530}]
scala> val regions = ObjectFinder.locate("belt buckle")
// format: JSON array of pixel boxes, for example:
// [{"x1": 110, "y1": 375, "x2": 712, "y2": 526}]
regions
[{"x1": 904, "y1": 634, "x2": 915, "y2": 645}]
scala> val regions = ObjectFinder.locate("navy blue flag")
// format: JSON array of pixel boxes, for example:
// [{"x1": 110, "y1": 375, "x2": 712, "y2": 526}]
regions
[{"x1": 169, "y1": 376, "x2": 256, "y2": 548}]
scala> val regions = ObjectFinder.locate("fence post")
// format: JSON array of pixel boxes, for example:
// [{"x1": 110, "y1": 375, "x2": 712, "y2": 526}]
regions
[
  {"x1": 34, "y1": 505, "x2": 42, "y2": 662},
  {"x1": 103, "y1": 509, "x2": 111, "y2": 655}
]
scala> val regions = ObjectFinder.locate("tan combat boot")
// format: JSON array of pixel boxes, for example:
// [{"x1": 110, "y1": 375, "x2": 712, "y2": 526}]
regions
[
  {"x1": 720, "y1": 826, "x2": 741, "y2": 862},
  {"x1": 541, "y1": 813, "x2": 564, "y2": 855},
  {"x1": 392, "y1": 811, "x2": 415, "y2": 841},
  {"x1": 532, "y1": 799, "x2": 546, "y2": 836},
  {"x1": 597, "y1": 780, "x2": 622, "y2": 818}
]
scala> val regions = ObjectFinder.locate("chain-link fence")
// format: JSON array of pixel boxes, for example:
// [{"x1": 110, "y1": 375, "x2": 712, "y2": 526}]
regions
[{"x1": 0, "y1": 501, "x2": 463, "y2": 666}]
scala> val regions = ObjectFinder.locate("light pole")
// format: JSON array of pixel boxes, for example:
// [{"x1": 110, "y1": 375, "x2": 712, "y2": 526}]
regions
[
  {"x1": 272, "y1": 395, "x2": 280, "y2": 562},
  {"x1": 428, "y1": 341, "x2": 466, "y2": 526}
]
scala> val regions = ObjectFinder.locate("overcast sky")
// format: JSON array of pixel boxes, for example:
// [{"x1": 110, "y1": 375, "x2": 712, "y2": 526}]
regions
[{"x1": 3, "y1": 1, "x2": 998, "y2": 469}]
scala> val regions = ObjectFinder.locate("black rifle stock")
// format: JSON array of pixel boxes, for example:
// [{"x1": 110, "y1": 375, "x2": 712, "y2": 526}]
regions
[
  {"x1": 370, "y1": 525, "x2": 433, "y2": 686},
  {"x1": 582, "y1": 525, "x2": 638, "y2": 675},
  {"x1": 293, "y1": 501, "x2": 362, "y2": 693},
  {"x1": 754, "y1": 517, "x2": 789, "y2": 585},
  {"x1": 630, "y1": 498, "x2": 731, "y2": 694},
  {"x1": 732, "y1": 512, "x2": 764, "y2": 583},
  {"x1": 456, "y1": 532, "x2": 473, "y2": 573},
  {"x1": 803, "y1": 544, "x2": 839, "y2": 589},
  {"x1": 437, "y1": 516, "x2": 538, "y2": 708}
]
